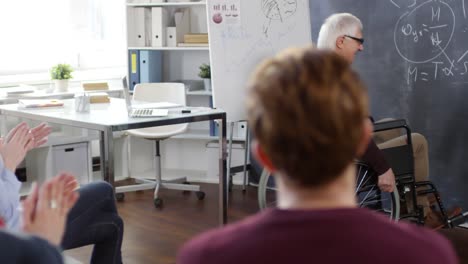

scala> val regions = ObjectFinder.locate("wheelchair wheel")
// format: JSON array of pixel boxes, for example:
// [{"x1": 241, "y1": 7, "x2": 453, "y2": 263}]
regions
[
  {"x1": 258, "y1": 169, "x2": 276, "y2": 210},
  {"x1": 258, "y1": 164, "x2": 400, "y2": 221},
  {"x1": 356, "y1": 162, "x2": 400, "y2": 221}
]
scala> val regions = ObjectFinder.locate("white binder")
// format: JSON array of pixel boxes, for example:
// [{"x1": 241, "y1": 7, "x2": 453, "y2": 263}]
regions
[
  {"x1": 174, "y1": 8, "x2": 190, "y2": 45},
  {"x1": 128, "y1": 7, "x2": 146, "y2": 47},
  {"x1": 166, "y1": 27, "x2": 178, "y2": 47},
  {"x1": 151, "y1": 7, "x2": 168, "y2": 47}
]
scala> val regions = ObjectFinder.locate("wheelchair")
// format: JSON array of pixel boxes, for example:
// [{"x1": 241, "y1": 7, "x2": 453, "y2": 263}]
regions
[
  {"x1": 257, "y1": 161, "x2": 400, "y2": 220},
  {"x1": 258, "y1": 119, "x2": 461, "y2": 227}
]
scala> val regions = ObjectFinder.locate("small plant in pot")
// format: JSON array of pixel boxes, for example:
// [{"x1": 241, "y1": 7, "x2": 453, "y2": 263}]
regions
[
  {"x1": 50, "y1": 63, "x2": 73, "y2": 92},
  {"x1": 198, "y1": 63, "x2": 211, "y2": 91}
]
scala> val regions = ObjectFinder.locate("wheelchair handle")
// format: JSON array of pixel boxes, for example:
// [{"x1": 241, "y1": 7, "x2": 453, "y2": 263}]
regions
[{"x1": 373, "y1": 119, "x2": 413, "y2": 146}]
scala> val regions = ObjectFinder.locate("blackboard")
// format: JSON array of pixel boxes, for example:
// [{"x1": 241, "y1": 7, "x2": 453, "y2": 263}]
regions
[
  {"x1": 207, "y1": 0, "x2": 312, "y2": 122},
  {"x1": 310, "y1": 0, "x2": 468, "y2": 208}
]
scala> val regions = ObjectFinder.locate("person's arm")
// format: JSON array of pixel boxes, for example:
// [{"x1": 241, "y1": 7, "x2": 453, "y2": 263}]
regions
[
  {"x1": 0, "y1": 156, "x2": 22, "y2": 230},
  {"x1": 360, "y1": 140, "x2": 395, "y2": 192},
  {"x1": 0, "y1": 230, "x2": 64, "y2": 264}
]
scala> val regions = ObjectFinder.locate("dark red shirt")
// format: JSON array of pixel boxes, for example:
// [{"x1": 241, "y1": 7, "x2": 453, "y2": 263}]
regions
[{"x1": 178, "y1": 208, "x2": 457, "y2": 264}]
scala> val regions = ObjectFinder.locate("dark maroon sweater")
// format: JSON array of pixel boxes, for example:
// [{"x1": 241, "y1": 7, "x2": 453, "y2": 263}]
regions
[{"x1": 178, "y1": 208, "x2": 457, "y2": 264}]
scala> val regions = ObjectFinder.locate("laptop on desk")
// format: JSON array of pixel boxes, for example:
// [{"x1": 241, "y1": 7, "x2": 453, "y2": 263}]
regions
[{"x1": 122, "y1": 80, "x2": 181, "y2": 118}]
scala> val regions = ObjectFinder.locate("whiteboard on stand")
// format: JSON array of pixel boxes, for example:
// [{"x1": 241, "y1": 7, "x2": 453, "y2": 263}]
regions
[{"x1": 207, "y1": 0, "x2": 312, "y2": 122}]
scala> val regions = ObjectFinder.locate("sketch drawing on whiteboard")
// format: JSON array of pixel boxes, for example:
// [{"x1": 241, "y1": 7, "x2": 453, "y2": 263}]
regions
[{"x1": 261, "y1": 0, "x2": 297, "y2": 37}]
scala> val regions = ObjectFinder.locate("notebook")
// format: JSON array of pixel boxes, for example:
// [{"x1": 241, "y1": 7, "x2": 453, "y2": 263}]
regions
[
  {"x1": 18, "y1": 99, "x2": 64, "y2": 109},
  {"x1": 122, "y1": 80, "x2": 179, "y2": 118}
]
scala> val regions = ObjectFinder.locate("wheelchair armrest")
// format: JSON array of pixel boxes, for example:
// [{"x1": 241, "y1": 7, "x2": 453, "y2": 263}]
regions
[{"x1": 373, "y1": 119, "x2": 413, "y2": 146}]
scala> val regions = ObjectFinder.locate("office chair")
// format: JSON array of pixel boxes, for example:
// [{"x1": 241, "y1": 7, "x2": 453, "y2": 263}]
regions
[{"x1": 122, "y1": 83, "x2": 205, "y2": 208}]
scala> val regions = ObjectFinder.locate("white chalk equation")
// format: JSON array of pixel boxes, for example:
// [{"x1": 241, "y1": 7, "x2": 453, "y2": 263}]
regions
[
  {"x1": 407, "y1": 51, "x2": 468, "y2": 84},
  {"x1": 391, "y1": 0, "x2": 468, "y2": 83}
]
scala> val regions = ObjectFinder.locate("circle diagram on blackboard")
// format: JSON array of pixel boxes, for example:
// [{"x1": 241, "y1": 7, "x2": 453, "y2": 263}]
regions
[{"x1": 394, "y1": 0, "x2": 455, "y2": 63}]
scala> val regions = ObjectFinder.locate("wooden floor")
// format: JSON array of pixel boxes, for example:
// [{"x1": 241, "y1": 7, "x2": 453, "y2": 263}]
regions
[{"x1": 66, "y1": 183, "x2": 261, "y2": 264}]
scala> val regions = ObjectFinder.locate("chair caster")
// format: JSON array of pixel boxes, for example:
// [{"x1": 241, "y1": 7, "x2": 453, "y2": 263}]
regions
[
  {"x1": 154, "y1": 197, "x2": 163, "y2": 208},
  {"x1": 116, "y1": 193, "x2": 125, "y2": 202},
  {"x1": 196, "y1": 191, "x2": 205, "y2": 200}
]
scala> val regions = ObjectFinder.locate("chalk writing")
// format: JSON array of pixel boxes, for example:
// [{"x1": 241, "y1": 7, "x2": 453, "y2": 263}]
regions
[{"x1": 389, "y1": 0, "x2": 468, "y2": 84}]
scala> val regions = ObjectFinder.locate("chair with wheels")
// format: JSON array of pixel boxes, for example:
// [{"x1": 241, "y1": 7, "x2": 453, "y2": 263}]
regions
[
  {"x1": 257, "y1": 119, "x2": 409, "y2": 220},
  {"x1": 118, "y1": 83, "x2": 205, "y2": 208},
  {"x1": 258, "y1": 118, "x2": 464, "y2": 227},
  {"x1": 257, "y1": 162, "x2": 400, "y2": 220},
  {"x1": 371, "y1": 119, "x2": 457, "y2": 227},
  {"x1": 257, "y1": 120, "x2": 403, "y2": 220}
]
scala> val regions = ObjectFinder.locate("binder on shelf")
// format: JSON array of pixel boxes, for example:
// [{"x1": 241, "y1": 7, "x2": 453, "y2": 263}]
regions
[
  {"x1": 166, "y1": 27, "x2": 178, "y2": 47},
  {"x1": 128, "y1": 7, "x2": 147, "y2": 47},
  {"x1": 128, "y1": 50, "x2": 140, "y2": 90},
  {"x1": 139, "y1": 50, "x2": 162, "y2": 83},
  {"x1": 151, "y1": 7, "x2": 169, "y2": 47},
  {"x1": 174, "y1": 8, "x2": 190, "y2": 45}
]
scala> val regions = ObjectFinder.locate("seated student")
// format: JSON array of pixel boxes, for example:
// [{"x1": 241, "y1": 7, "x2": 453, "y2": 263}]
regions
[
  {"x1": 177, "y1": 48, "x2": 457, "y2": 264},
  {"x1": 0, "y1": 122, "x2": 124, "y2": 264},
  {"x1": 0, "y1": 173, "x2": 79, "y2": 264}
]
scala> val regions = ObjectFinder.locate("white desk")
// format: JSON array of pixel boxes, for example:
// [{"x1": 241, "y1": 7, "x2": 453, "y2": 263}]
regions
[
  {"x1": 0, "y1": 98, "x2": 229, "y2": 225},
  {"x1": 0, "y1": 86, "x2": 123, "y2": 104}
]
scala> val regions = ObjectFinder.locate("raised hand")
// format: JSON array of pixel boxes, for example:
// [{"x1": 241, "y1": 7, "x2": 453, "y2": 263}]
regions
[{"x1": 21, "y1": 173, "x2": 79, "y2": 246}]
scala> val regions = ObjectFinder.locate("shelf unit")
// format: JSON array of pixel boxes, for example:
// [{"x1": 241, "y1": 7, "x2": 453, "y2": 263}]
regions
[
  {"x1": 126, "y1": 0, "x2": 214, "y2": 138},
  {"x1": 128, "y1": 46, "x2": 209, "y2": 51},
  {"x1": 127, "y1": 1, "x2": 207, "y2": 7}
]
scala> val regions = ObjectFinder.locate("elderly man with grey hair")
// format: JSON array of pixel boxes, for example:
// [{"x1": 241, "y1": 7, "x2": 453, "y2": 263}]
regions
[{"x1": 316, "y1": 13, "x2": 446, "y2": 226}]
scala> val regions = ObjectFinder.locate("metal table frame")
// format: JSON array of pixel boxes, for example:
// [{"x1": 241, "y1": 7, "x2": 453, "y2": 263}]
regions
[{"x1": 0, "y1": 98, "x2": 228, "y2": 225}]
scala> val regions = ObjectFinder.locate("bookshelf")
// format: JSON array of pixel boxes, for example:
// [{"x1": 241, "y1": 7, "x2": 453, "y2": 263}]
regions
[
  {"x1": 127, "y1": 1, "x2": 207, "y2": 7},
  {"x1": 125, "y1": 0, "x2": 214, "y2": 138},
  {"x1": 128, "y1": 46, "x2": 209, "y2": 51}
]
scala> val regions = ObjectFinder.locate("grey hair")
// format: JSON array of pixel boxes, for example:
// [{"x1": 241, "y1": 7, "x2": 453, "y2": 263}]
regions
[{"x1": 317, "y1": 13, "x2": 363, "y2": 50}]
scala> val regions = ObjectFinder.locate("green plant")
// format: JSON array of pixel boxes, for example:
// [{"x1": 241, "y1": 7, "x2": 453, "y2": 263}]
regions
[
  {"x1": 198, "y1": 63, "x2": 211, "y2": 79},
  {"x1": 50, "y1": 64, "x2": 73, "y2": 80}
]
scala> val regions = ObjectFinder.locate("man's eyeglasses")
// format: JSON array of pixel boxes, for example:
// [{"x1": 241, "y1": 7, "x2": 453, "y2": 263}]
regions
[{"x1": 344, "y1": 35, "x2": 364, "y2": 45}]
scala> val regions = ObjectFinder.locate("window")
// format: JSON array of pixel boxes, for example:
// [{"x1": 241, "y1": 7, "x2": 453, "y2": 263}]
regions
[{"x1": 0, "y1": 0, "x2": 126, "y2": 76}]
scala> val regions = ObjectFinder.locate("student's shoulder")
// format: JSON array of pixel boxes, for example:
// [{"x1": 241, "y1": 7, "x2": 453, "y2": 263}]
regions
[
  {"x1": 402, "y1": 224, "x2": 456, "y2": 262},
  {"x1": 177, "y1": 211, "x2": 270, "y2": 263},
  {"x1": 369, "y1": 214, "x2": 457, "y2": 263}
]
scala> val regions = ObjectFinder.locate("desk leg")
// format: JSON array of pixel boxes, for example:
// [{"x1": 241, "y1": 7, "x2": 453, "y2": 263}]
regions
[
  {"x1": 100, "y1": 128, "x2": 115, "y2": 189},
  {"x1": 218, "y1": 115, "x2": 227, "y2": 225}
]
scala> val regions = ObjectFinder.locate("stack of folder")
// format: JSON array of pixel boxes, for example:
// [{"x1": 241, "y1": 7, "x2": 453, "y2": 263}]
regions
[
  {"x1": 178, "y1": 33, "x2": 209, "y2": 47},
  {"x1": 89, "y1": 92, "x2": 110, "y2": 104}
]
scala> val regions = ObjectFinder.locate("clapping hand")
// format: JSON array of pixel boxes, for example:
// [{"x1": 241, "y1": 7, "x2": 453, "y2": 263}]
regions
[
  {"x1": 21, "y1": 173, "x2": 79, "y2": 246},
  {"x1": 6, "y1": 122, "x2": 52, "y2": 150},
  {"x1": 0, "y1": 122, "x2": 52, "y2": 172},
  {"x1": 0, "y1": 123, "x2": 33, "y2": 172}
]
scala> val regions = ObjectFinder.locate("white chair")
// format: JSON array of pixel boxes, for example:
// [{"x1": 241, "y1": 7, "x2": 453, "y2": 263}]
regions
[{"x1": 121, "y1": 83, "x2": 204, "y2": 208}]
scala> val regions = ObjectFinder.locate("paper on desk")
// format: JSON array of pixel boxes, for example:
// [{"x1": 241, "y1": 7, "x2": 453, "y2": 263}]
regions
[
  {"x1": 5, "y1": 84, "x2": 36, "y2": 96},
  {"x1": 18, "y1": 99, "x2": 64, "y2": 108}
]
